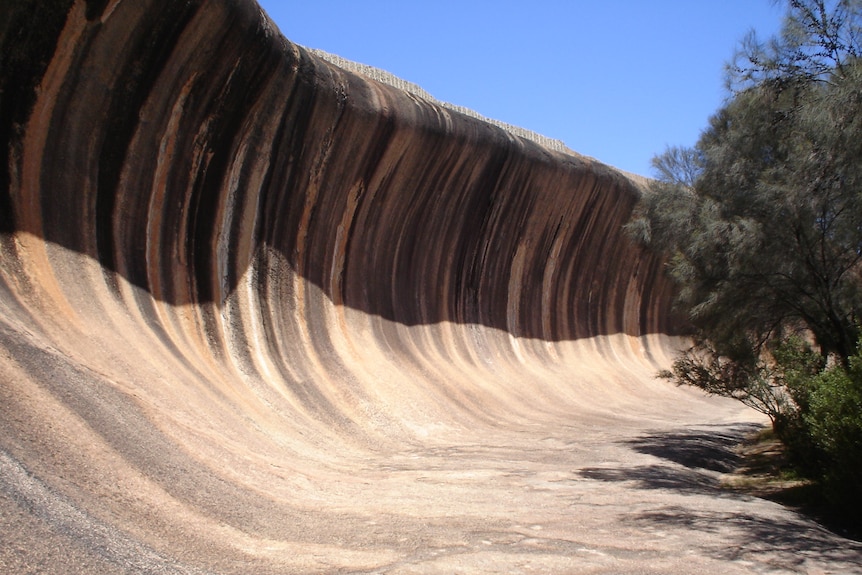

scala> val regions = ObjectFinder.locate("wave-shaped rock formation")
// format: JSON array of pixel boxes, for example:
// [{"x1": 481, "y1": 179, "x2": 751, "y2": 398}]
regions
[
  {"x1": 4, "y1": 1, "x2": 860, "y2": 573},
  {"x1": 307, "y1": 48, "x2": 576, "y2": 155}
]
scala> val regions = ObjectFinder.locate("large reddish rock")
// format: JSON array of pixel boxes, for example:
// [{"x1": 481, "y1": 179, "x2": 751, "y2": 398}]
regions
[{"x1": 3, "y1": 2, "x2": 851, "y2": 574}]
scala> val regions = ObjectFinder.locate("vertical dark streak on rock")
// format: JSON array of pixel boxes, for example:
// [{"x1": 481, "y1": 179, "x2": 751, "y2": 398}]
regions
[
  {"x1": 0, "y1": 0, "x2": 75, "y2": 234},
  {"x1": 95, "y1": 1, "x2": 201, "y2": 294},
  {"x1": 1, "y1": 0, "x2": 680, "y2": 345},
  {"x1": 84, "y1": 0, "x2": 110, "y2": 21},
  {"x1": 458, "y1": 140, "x2": 513, "y2": 326}
]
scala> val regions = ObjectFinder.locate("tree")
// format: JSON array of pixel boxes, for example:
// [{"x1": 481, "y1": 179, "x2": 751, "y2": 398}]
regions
[
  {"x1": 626, "y1": 0, "x2": 862, "y2": 434},
  {"x1": 628, "y1": 1, "x2": 862, "y2": 514},
  {"x1": 728, "y1": 0, "x2": 862, "y2": 90}
]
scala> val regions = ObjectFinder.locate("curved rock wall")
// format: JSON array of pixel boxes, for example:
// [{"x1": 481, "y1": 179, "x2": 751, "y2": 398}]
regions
[
  {"x1": 3, "y1": 0, "x2": 676, "y2": 338},
  {"x1": 0, "y1": 1, "x2": 734, "y2": 573}
]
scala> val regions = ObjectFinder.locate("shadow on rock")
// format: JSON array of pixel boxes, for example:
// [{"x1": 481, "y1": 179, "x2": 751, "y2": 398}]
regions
[
  {"x1": 625, "y1": 423, "x2": 764, "y2": 473},
  {"x1": 579, "y1": 464, "x2": 722, "y2": 493},
  {"x1": 628, "y1": 505, "x2": 862, "y2": 572},
  {"x1": 578, "y1": 423, "x2": 764, "y2": 495},
  {"x1": 579, "y1": 423, "x2": 862, "y2": 570}
]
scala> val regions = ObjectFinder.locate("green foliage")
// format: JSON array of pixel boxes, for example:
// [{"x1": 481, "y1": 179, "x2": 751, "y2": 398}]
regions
[
  {"x1": 631, "y1": 66, "x2": 862, "y2": 362},
  {"x1": 629, "y1": 0, "x2": 862, "y2": 511},
  {"x1": 630, "y1": 0, "x2": 862, "y2": 364},
  {"x1": 728, "y1": 0, "x2": 862, "y2": 90},
  {"x1": 803, "y1": 352, "x2": 862, "y2": 505},
  {"x1": 662, "y1": 338, "x2": 794, "y2": 426}
]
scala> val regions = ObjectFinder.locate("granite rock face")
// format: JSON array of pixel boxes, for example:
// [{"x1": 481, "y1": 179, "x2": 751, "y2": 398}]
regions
[
  {"x1": 2, "y1": 0, "x2": 676, "y2": 339},
  {"x1": 6, "y1": 1, "x2": 857, "y2": 574}
]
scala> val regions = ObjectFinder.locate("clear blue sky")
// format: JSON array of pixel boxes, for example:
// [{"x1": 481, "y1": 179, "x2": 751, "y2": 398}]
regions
[{"x1": 257, "y1": 1, "x2": 783, "y2": 177}]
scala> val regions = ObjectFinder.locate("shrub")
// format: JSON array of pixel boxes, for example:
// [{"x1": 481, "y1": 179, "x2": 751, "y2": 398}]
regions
[{"x1": 803, "y1": 355, "x2": 862, "y2": 507}]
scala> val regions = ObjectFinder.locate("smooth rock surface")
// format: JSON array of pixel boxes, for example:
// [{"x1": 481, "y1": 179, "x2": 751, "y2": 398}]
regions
[{"x1": 1, "y1": 1, "x2": 860, "y2": 573}]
